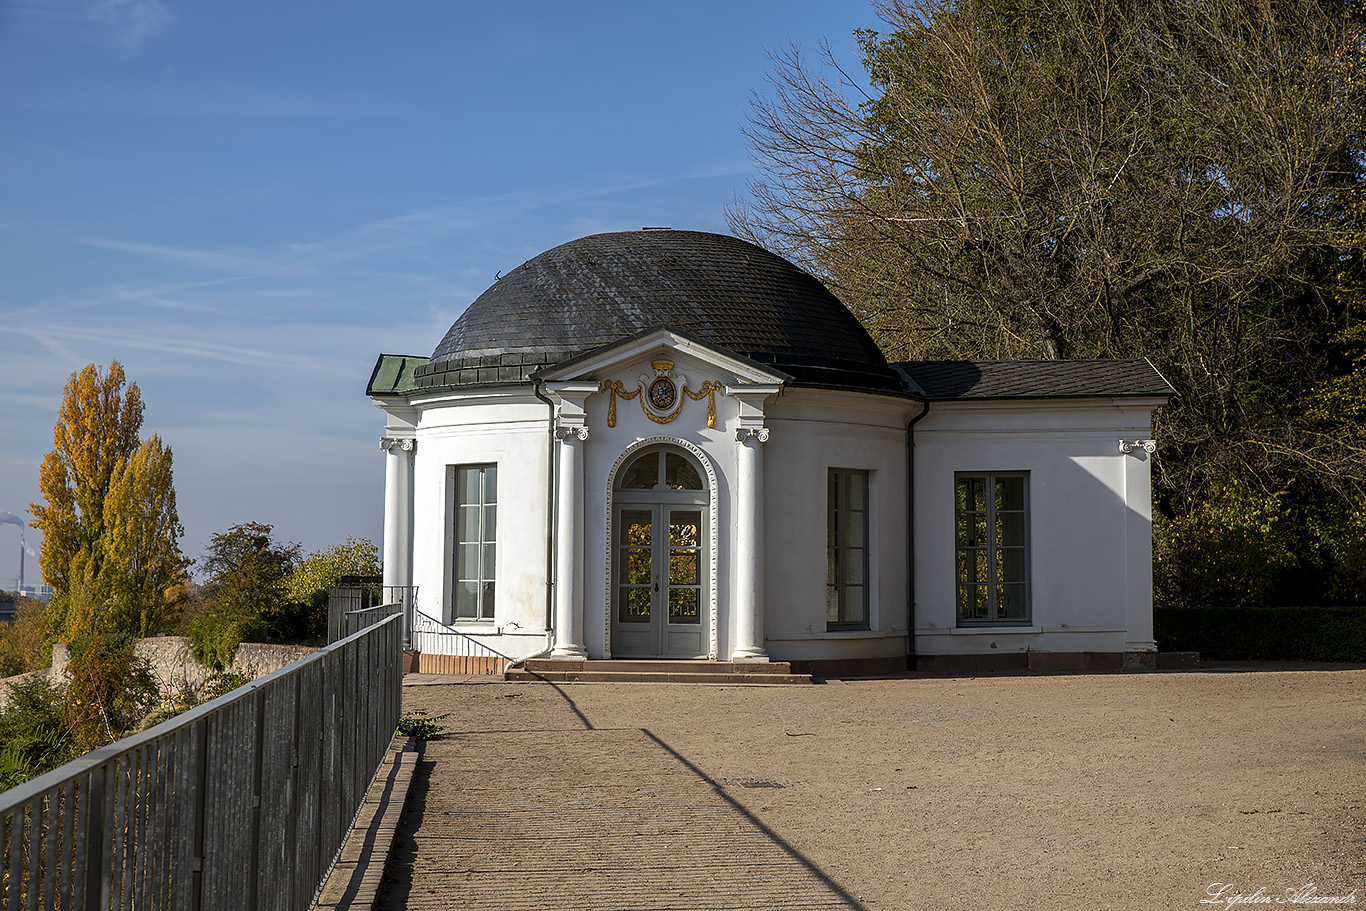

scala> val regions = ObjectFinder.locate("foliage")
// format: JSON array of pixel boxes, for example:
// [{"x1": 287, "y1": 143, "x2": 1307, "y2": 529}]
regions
[
  {"x1": 1154, "y1": 485, "x2": 1297, "y2": 609},
  {"x1": 731, "y1": 0, "x2": 1366, "y2": 512},
  {"x1": 197, "y1": 667, "x2": 256, "y2": 703},
  {"x1": 286, "y1": 537, "x2": 381, "y2": 607},
  {"x1": 1306, "y1": 496, "x2": 1366, "y2": 604},
  {"x1": 62, "y1": 628, "x2": 159, "y2": 753},
  {"x1": 187, "y1": 599, "x2": 261, "y2": 671},
  {"x1": 199, "y1": 522, "x2": 300, "y2": 619},
  {"x1": 190, "y1": 522, "x2": 301, "y2": 666},
  {"x1": 0, "y1": 596, "x2": 49, "y2": 678},
  {"x1": 283, "y1": 537, "x2": 381, "y2": 642},
  {"x1": 397, "y1": 710, "x2": 449, "y2": 741},
  {"x1": 1155, "y1": 606, "x2": 1366, "y2": 662},
  {"x1": 28, "y1": 362, "x2": 187, "y2": 641},
  {"x1": 0, "y1": 673, "x2": 77, "y2": 790},
  {"x1": 98, "y1": 436, "x2": 189, "y2": 636}
]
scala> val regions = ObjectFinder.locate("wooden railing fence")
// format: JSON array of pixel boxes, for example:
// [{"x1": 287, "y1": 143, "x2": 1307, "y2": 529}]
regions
[{"x1": 0, "y1": 614, "x2": 402, "y2": 911}]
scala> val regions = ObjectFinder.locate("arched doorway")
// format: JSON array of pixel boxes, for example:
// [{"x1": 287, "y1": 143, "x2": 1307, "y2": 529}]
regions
[{"x1": 611, "y1": 445, "x2": 710, "y2": 658}]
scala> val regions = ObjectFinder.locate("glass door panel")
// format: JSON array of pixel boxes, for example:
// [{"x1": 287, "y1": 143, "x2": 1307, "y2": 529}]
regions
[
  {"x1": 612, "y1": 446, "x2": 710, "y2": 658},
  {"x1": 667, "y1": 510, "x2": 702, "y2": 625},
  {"x1": 617, "y1": 509, "x2": 653, "y2": 624}
]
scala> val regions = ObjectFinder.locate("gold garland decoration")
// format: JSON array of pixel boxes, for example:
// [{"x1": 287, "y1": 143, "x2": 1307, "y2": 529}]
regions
[
  {"x1": 605, "y1": 379, "x2": 722, "y2": 428},
  {"x1": 605, "y1": 380, "x2": 639, "y2": 427},
  {"x1": 684, "y1": 381, "x2": 722, "y2": 428}
]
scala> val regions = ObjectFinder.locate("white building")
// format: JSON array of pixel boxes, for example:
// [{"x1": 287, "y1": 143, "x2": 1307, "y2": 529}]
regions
[{"x1": 368, "y1": 230, "x2": 1171, "y2": 675}]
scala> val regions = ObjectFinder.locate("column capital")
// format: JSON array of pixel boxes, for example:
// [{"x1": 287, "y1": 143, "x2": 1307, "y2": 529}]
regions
[
  {"x1": 1119, "y1": 439, "x2": 1156, "y2": 455},
  {"x1": 546, "y1": 381, "x2": 598, "y2": 439},
  {"x1": 380, "y1": 437, "x2": 416, "y2": 453},
  {"x1": 726, "y1": 383, "x2": 780, "y2": 441}
]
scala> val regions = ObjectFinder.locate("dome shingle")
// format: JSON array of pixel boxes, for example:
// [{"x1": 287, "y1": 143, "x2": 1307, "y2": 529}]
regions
[{"x1": 416, "y1": 230, "x2": 900, "y2": 392}]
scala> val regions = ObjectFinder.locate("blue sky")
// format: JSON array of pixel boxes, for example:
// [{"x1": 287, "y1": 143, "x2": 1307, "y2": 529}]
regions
[{"x1": 0, "y1": 0, "x2": 877, "y2": 589}]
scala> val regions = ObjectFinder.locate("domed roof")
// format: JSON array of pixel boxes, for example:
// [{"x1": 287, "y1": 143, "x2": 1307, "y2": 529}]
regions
[{"x1": 415, "y1": 230, "x2": 900, "y2": 392}]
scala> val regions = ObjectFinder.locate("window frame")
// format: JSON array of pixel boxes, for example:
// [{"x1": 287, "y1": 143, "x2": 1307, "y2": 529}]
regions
[
  {"x1": 448, "y1": 463, "x2": 497, "y2": 624},
  {"x1": 954, "y1": 471, "x2": 1031, "y2": 627},
  {"x1": 826, "y1": 468, "x2": 871, "y2": 631}
]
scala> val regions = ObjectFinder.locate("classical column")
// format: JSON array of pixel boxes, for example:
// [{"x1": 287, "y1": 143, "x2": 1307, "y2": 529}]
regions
[
  {"x1": 552, "y1": 427, "x2": 589, "y2": 657},
  {"x1": 732, "y1": 427, "x2": 770, "y2": 661},
  {"x1": 726, "y1": 383, "x2": 781, "y2": 662},
  {"x1": 380, "y1": 438, "x2": 415, "y2": 591}
]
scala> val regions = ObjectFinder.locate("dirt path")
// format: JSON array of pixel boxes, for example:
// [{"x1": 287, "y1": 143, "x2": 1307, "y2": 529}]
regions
[{"x1": 389, "y1": 669, "x2": 1365, "y2": 910}]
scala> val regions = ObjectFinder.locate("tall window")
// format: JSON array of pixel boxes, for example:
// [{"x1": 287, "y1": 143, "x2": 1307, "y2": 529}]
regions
[
  {"x1": 452, "y1": 464, "x2": 496, "y2": 622},
  {"x1": 955, "y1": 472, "x2": 1029, "y2": 624},
  {"x1": 827, "y1": 469, "x2": 869, "y2": 630}
]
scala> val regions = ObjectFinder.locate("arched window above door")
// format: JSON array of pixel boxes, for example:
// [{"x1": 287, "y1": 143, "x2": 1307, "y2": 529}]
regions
[{"x1": 617, "y1": 447, "x2": 703, "y2": 491}]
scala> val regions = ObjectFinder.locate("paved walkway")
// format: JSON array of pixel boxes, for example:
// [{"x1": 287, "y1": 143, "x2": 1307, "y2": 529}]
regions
[{"x1": 377, "y1": 679, "x2": 863, "y2": 911}]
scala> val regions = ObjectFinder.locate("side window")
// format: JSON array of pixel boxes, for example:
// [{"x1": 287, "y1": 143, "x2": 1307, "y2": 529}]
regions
[
  {"x1": 955, "y1": 472, "x2": 1029, "y2": 625},
  {"x1": 451, "y1": 464, "x2": 496, "y2": 622},
  {"x1": 827, "y1": 469, "x2": 870, "y2": 630}
]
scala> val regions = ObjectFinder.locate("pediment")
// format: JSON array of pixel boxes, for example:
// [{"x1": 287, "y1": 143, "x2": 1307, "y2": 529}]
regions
[{"x1": 534, "y1": 327, "x2": 789, "y2": 387}]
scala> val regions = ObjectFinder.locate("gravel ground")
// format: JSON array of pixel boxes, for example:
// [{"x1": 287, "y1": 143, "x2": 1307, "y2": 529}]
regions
[{"x1": 395, "y1": 668, "x2": 1365, "y2": 910}]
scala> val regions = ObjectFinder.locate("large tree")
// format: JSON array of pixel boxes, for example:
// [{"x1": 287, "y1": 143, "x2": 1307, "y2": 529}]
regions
[
  {"x1": 731, "y1": 0, "x2": 1366, "y2": 508},
  {"x1": 28, "y1": 362, "x2": 187, "y2": 639},
  {"x1": 190, "y1": 522, "x2": 304, "y2": 667}
]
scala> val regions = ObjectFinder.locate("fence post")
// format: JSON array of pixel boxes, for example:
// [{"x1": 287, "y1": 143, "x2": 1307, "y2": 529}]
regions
[
  {"x1": 82, "y1": 766, "x2": 106, "y2": 911},
  {"x1": 189, "y1": 720, "x2": 208, "y2": 911},
  {"x1": 245, "y1": 686, "x2": 266, "y2": 911}
]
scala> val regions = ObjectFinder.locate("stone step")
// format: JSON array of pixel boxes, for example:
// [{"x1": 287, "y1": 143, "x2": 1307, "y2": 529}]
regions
[
  {"x1": 505, "y1": 668, "x2": 815, "y2": 685},
  {"x1": 520, "y1": 658, "x2": 803, "y2": 676}
]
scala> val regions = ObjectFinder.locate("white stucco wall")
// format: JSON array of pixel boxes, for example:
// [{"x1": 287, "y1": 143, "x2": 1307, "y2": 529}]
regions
[
  {"x1": 912, "y1": 399, "x2": 1160, "y2": 657},
  {"x1": 406, "y1": 389, "x2": 553, "y2": 659},
  {"x1": 761, "y1": 389, "x2": 911, "y2": 663}
]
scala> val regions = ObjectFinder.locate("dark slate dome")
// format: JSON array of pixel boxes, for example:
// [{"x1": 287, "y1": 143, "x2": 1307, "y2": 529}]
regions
[{"x1": 414, "y1": 230, "x2": 901, "y2": 392}]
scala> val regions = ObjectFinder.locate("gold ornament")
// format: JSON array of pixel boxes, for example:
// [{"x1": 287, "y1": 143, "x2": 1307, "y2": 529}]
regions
[{"x1": 605, "y1": 377, "x2": 722, "y2": 428}]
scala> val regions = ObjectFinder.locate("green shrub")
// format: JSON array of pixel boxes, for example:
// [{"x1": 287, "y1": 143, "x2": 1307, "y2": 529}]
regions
[
  {"x1": 1155, "y1": 605, "x2": 1366, "y2": 661},
  {"x1": 188, "y1": 604, "x2": 264, "y2": 671},
  {"x1": 397, "y1": 710, "x2": 449, "y2": 741},
  {"x1": 64, "y1": 629, "x2": 159, "y2": 752},
  {"x1": 0, "y1": 674, "x2": 77, "y2": 790},
  {"x1": 198, "y1": 667, "x2": 256, "y2": 702},
  {"x1": 1155, "y1": 485, "x2": 1297, "y2": 608},
  {"x1": 1309, "y1": 496, "x2": 1366, "y2": 604}
]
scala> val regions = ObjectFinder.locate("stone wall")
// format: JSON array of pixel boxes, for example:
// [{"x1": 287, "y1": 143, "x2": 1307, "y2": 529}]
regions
[{"x1": 49, "y1": 637, "x2": 317, "y2": 697}]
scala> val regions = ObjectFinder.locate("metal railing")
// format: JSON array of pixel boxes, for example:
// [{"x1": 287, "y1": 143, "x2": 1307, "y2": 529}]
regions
[
  {"x1": 339, "y1": 603, "x2": 403, "y2": 640},
  {"x1": 327, "y1": 584, "x2": 416, "y2": 646},
  {"x1": 0, "y1": 614, "x2": 403, "y2": 911}
]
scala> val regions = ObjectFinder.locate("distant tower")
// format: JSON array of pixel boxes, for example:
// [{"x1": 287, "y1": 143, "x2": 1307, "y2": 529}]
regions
[{"x1": 18, "y1": 532, "x2": 25, "y2": 593}]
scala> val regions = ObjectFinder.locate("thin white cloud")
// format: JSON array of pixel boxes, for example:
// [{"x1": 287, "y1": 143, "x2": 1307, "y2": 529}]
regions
[
  {"x1": 2, "y1": 78, "x2": 415, "y2": 119},
  {"x1": 80, "y1": 237, "x2": 310, "y2": 277},
  {"x1": 5, "y1": 324, "x2": 289, "y2": 369},
  {"x1": 10, "y1": 0, "x2": 174, "y2": 56}
]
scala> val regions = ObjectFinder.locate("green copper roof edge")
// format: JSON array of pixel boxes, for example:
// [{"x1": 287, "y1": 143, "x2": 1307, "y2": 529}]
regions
[{"x1": 367, "y1": 354, "x2": 430, "y2": 396}]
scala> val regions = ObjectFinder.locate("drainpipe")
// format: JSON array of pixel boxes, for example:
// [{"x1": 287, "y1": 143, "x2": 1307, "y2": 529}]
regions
[
  {"x1": 906, "y1": 400, "x2": 931, "y2": 671},
  {"x1": 511, "y1": 380, "x2": 558, "y2": 673}
]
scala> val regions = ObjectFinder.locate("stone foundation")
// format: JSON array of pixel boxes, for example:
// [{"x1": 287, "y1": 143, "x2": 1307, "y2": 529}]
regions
[
  {"x1": 787, "y1": 655, "x2": 910, "y2": 677},
  {"x1": 915, "y1": 651, "x2": 1169, "y2": 674}
]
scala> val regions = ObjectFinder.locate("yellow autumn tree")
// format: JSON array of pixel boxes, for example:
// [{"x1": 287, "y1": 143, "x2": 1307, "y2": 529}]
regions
[
  {"x1": 98, "y1": 436, "x2": 188, "y2": 636},
  {"x1": 28, "y1": 362, "x2": 187, "y2": 640}
]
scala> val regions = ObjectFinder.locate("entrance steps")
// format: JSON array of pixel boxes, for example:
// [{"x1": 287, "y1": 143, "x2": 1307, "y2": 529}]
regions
[{"x1": 505, "y1": 658, "x2": 815, "y2": 685}]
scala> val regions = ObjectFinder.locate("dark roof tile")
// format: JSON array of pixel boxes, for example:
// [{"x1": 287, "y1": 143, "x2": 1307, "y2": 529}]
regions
[
  {"x1": 425, "y1": 230, "x2": 900, "y2": 392},
  {"x1": 895, "y1": 359, "x2": 1174, "y2": 400}
]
